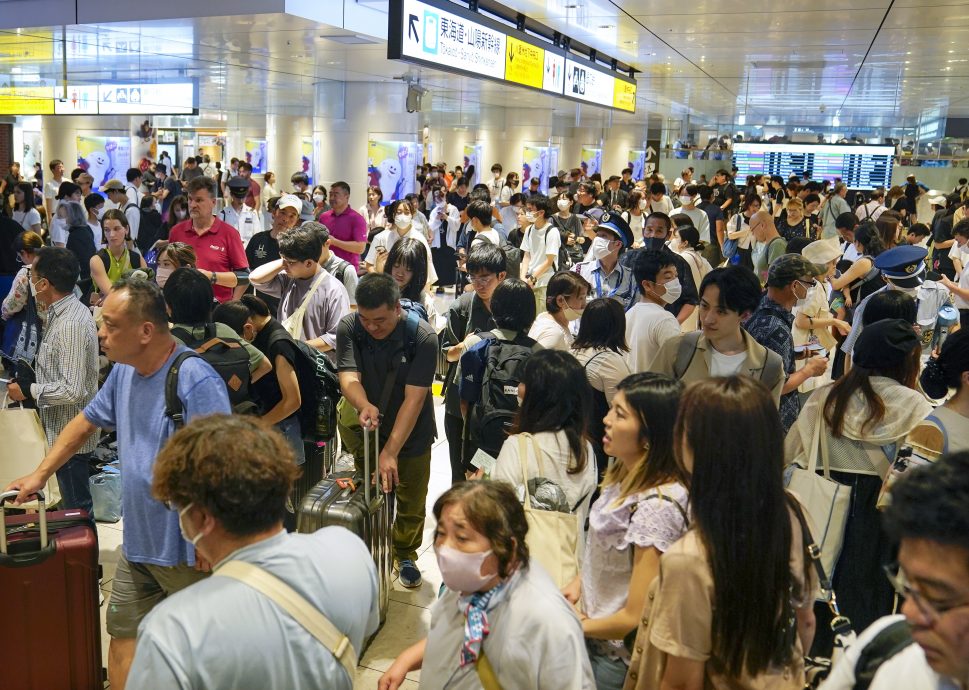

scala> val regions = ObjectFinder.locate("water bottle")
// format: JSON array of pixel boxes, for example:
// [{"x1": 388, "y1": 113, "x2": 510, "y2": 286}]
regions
[{"x1": 931, "y1": 304, "x2": 959, "y2": 352}]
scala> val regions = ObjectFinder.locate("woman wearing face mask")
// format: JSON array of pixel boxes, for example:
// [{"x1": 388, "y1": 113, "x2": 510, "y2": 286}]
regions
[
  {"x1": 528, "y1": 271, "x2": 590, "y2": 351},
  {"x1": 552, "y1": 193, "x2": 585, "y2": 265},
  {"x1": 154, "y1": 241, "x2": 197, "y2": 289},
  {"x1": 163, "y1": 194, "x2": 189, "y2": 239},
  {"x1": 366, "y1": 199, "x2": 438, "y2": 287},
  {"x1": 671, "y1": 225, "x2": 712, "y2": 332},
  {"x1": 621, "y1": 190, "x2": 647, "y2": 242},
  {"x1": 561, "y1": 372, "x2": 687, "y2": 690},
  {"x1": 89, "y1": 209, "x2": 146, "y2": 305},
  {"x1": 358, "y1": 185, "x2": 386, "y2": 241},
  {"x1": 498, "y1": 172, "x2": 520, "y2": 209},
  {"x1": 310, "y1": 185, "x2": 329, "y2": 220},
  {"x1": 379, "y1": 481, "x2": 596, "y2": 690},
  {"x1": 428, "y1": 185, "x2": 461, "y2": 292}
]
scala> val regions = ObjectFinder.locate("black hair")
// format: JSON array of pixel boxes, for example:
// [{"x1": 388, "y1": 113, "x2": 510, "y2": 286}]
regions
[
  {"x1": 854, "y1": 222, "x2": 886, "y2": 257},
  {"x1": 697, "y1": 184, "x2": 714, "y2": 202},
  {"x1": 920, "y1": 328, "x2": 969, "y2": 399},
  {"x1": 291, "y1": 172, "x2": 309, "y2": 186},
  {"x1": 469, "y1": 187, "x2": 491, "y2": 204},
  {"x1": 699, "y1": 266, "x2": 762, "y2": 315},
  {"x1": 508, "y1": 192, "x2": 525, "y2": 207},
  {"x1": 633, "y1": 248, "x2": 677, "y2": 293},
  {"x1": 466, "y1": 199, "x2": 492, "y2": 226},
  {"x1": 139, "y1": 195, "x2": 155, "y2": 211},
  {"x1": 862, "y1": 290, "x2": 916, "y2": 325},
  {"x1": 383, "y1": 238, "x2": 428, "y2": 302},
  {"x1": 803, "y1": 193, "x2": 821, "y2": 206},
  {"x1": 277, "y1": 226, "x2": 323, "y2": 263},
  {"x1": 649, "y1": 181, "x2": 666, "y2": 196},
  {"x1": 490, "y1": 278, "x2": 536, "y2": 332},
  {"x1": 525, "y1": 193, "x2": 554, "y2": 219},
  {"x1": 466, "y1": 242, "x2": 507, "y2": 275},
  {"x1": 163, "y1": 268, "x2": 214, "y2": 324},
  {"x1": 572, "y1": 298, "x2": 628, "y2": 352},
  {"x1": 515, "y1": 349, "x2": 591, "y2": 475},
  {"x1": 577, "y1": 181, "x2": 597, "y2": 197},
  {"x1": 644, "y1": 211, "x2": 672, "y2": 234},
  {"x1": 331, "y1": 181, "x2": 351, "y2": 196},
  {"x1": 906, "y1": 222, "x2": 931, "y2": 238},
  {"x1": 112, "y1": 276, "x2": 170, "y2": 328},
  {"x1": 491, "y1": 163, "x2": 503, "y2": 173},
  {"x1": 211, "y1": 300, "x2": 252, "y2": 336},
  {"x1": 126, "y1": 167, "x2": 142, "y2": 183},
  {"x1": 83, "y1": 193, "x2": 104, "y2": 212},
  {"x1": 33, "y1": 247, "x2": 80, "y2": 293},
  {"x1": 836, "y1": 212, "x2": 858, "y2": 231},
  {"x1": 953, "y1": 219, "x2": 969, "y2": 238},
  {"x1": 545, "y1": 271, "x2": 590, "y2": 314},
  {"x1": 677, "y1": 225, "x2": 703, "y2": 251},
  {"x1": 356, "y1": 272, "x2": 400, "y2": 311},
  {"x1": 301, "y1": 220, "x2": 330, "y2": 245},
  {"x1": 785, "y1": 237, "x2": 812, "y2": 255}
]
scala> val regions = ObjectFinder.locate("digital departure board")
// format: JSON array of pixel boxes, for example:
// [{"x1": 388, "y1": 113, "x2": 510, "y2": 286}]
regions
[{"x1": 732, "y1": 143, "x2": 895, "y2": 190}]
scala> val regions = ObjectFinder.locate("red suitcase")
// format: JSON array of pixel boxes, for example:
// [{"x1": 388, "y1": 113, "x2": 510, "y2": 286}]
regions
[{"x1": 0, "y1": 490, "x2": 102, "y2": 690}]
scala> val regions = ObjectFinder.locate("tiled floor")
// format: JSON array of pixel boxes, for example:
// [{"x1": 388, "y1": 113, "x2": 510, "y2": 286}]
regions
[{"x1": 96, "y1": 396, "x2": 454, "y2": 689}]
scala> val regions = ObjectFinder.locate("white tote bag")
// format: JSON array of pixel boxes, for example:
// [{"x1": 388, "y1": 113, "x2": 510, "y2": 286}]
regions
[
  {"x1": 786, "y1": 406, "x2": 850, "y2": 579},
  {"x1": 0, "y1": 395, "x2": 61, "y2": 509},
  {"x1": 281, "y1": 269, "x2": 330, "y2": 340}
]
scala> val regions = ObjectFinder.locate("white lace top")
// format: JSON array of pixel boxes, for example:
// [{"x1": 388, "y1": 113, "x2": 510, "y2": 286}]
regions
[{"x1": 581, "y1": 480, "x2": 690, "y2": 659}]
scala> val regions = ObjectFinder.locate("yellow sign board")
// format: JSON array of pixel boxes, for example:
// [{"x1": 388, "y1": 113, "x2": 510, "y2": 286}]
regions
[
  {"x1": 0, "y1": 31, "x2": 55, "y2": 63},
  {"x1": 505, "y1": 36, "x2": 544, "y2": 90},
  {"x1": 613, "y1": 79, "x2": 637, "y2": 113},
  {"x1": 0, "y1": 86, "x2": 54, "y2": 115}
]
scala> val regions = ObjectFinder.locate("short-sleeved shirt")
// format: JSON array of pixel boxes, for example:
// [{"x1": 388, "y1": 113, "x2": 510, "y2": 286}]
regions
[
  {"x1": 257, "y1": 267, "x2": 349, "y2": 356},
  {"x1": 440, "y1": 293, "x2": 497, "y2": 416},
  {"x1": 523, "y1": 222, "x2": 561, "y2": 287},
  {"x1": 335, "y1": 313, "x2": 438, "y2": 457},
  {"x1": 250, "y1": 318, "x2": 301, "y2": 414},
  {"x1": 322, "y1": 253, "x2": 359, "y2": 306},
  {"x1": 219, "y1": 203, "x2": 260, "y2": 245},
  {"x1": 319, "y1": 206, "x2": 367, "y2": 269},
  {"x1": 573, "y1": 258, "x2": 638, "y2": 311},
  {"x1": 698, "y1": 201, "x2": 725, "y2": 239},
  {"x1": 625, "y1": 301, "x2": 682, "y2": 373},
  {"x1": 745, "y1": 295, "x2": 799, "y2": 432},
  {"x1": 44, "y1": 178, "x2": 63, "y2": 200},
  {"x1": 83, "y1": 346, "x2": 231, "y2": 566},
  {"x1": 12, "y1": 208, "x2": 41, "y2": 231},
  {"x1": 167, "y1": 219, "x2": 249, "y2": 302},
  {"x1": 245, "y1": 230, "x2": 282, "y2": 313},
  {"x1": 363, "y1": 227, "x2": 438, "y2": 286}
]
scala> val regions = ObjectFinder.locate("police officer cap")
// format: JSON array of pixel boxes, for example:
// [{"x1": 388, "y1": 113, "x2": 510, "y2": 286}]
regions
[
  {"x1": 873, "y1": 245, "x2": 927, "y2": 287},
  {"x1": 596, "y1": 211, "x2": 633, "y2": 249}
]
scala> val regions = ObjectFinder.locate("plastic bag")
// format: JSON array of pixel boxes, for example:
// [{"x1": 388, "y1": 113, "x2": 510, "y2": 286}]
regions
[{"x1": 90, "y1": 464, "x2": 122, "y2": 523}]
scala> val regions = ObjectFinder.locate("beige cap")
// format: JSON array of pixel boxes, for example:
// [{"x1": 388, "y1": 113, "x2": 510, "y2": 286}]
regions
[
  {"x1": 802, "y1": 237, "x2": 843, "y2": 267},
  {"x1": 100, "y1": 179, "x2": 125, "y2": 192}
]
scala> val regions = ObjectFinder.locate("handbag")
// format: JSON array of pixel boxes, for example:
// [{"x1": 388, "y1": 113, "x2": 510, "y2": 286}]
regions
[
  {"x1": 0, "y1": 394, "x2": 61, "y2": 510},
  {"x1": 517, "y1": 433, "x2": 581, "y2": 588},
  {"x1": 281, "y1": 268, "x2": 330, "y2": 340},
  {"x1": 785, "y1": 401, "x2": 850, "y2": 579},
  {"x1": 721, "y1": 214, "x2": 741, "y2": 260}
]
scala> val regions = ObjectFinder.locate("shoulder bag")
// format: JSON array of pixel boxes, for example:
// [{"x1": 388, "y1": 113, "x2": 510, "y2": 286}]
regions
[{"x1": 281, "y1": 269, "x2": 331, "y2": 340}]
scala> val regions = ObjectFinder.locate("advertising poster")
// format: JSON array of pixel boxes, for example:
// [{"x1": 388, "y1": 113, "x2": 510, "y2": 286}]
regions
[
  {"x1": 197, "y1": 134, "x2": 224, "y2": 164},
  {"x1": 580, "y1": 146, "x2": 602, "y2": 178},
  {"x1": 627, "y1": 149, "x2": 646, "y2": 181},
  {"x1": 76, "y1": 134, "x2": 131, "y2": 189},
  {"x1": 522, "y1": 145, "x2": 551, "y2": 194},
  {"x1": 367, "y1": 139, "x2": 419, "y2": 204},
  {"x1": 22, "y1": 131, "x2": 42, "y2": 174},
  {"x1": 462, "y1": 144, "x2": 482, "y2": 186},
  {"x1": 301, "y1": 137, "x2": 315, "y2": 185},
  {"x1": 244, "y1": 138, "x2": 267, "y2": 174},
  {"x1": 131, "y1": 121, "x2": 158, "y2": 173}
]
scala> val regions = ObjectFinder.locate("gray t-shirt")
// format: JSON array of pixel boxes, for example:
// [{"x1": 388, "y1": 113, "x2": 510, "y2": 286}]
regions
[
  {"x1": 336, "y1": 312, "x2": 438, "y2": 457},
  {"x1": 259, "y1": 266, "x2": 350, "y2": 357},
  {"x1": 322, "y1": 253, "x2": 359, "y2": 306},
  {"x1": 127, "y1": 528, "x2": 379, "y2": 690}
]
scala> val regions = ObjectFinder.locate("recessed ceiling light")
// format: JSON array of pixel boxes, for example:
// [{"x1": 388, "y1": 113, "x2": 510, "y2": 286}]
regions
[{"x1": 598, "y1": 24, "x2": 614, "y2": 29}]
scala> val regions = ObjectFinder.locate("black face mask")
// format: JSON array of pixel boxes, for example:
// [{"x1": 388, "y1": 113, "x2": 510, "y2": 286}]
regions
[{"x1": 642, "y1": 237, "x2": 667, "y2": 252}]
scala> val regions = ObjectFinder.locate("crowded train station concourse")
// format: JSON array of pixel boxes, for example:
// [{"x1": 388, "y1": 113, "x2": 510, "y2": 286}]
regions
[{"x1": 1, "y1": 0, "x2": 969, "y2": 688}]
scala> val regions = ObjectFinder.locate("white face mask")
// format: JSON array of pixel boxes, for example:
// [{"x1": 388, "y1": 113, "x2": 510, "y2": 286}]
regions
[
  {"x1": 524, "y1": 212, "x2": 537, "y2": 224},
  {"x1": 312, "y1": 193, "x2": 325, "y2": 203},
  {"x1": 658, "y1": 277, "x2": 682, "y2": 304},
  {"x1": 639, "y1": 199, "x2": 648, "y2": 210},
  {"x1": 679, "y1": 195, "x2": 693, "y2": 206},
  {"x1": 96, "y1": 207, "x2": 106, "y2": 220},
  {"x1": 155, "y1": 266, "x2": 173, "y2": 287},
  {"x1": 557, "y1": 199, "x2": 570, "y2": 211},
  {"x1": 394, "y1": 214, "x2": 412, "y2": 229},
  {"x1": 493, "y1": 171, "x2": 501, "y2": 179},
  {"x1": 562, "y1": 305, "x2": 584, "y2": 321},
  {"x1": 591, "y1": 236, "x2": 613, "y2": 260},
  {"x1": 178, "y1": 503, "x2": 205, "y2": 548},
  {"x1": 436, "y1": 544, "x2": 494, "y2": 593},
  {"x1": 174, "y1": 209, "x2": 187, "y2": 220}
]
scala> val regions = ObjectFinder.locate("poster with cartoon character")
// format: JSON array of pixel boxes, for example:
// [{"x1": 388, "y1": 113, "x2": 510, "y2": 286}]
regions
[
  {"x1": 131, "y1": 129, "x2": 158, "y2": 173},
  {"x1": 580, "y1": 146, "x2": 602, "y2": 178},
  {"x1": 245, "y1": 138, "x2": 267, "y2": 174},
  {"x1": 522, "y1": 145, "x2": 551, "y2": 194},
  {"x1": 627, "y1": 149, "x2": 646, "y2": 181},
  {"x1": 77, "y1": 134, "x2": 131, "y2": 189},
  {"x1": 463, "y1": 144, "x2": 481, "y2": 186},
  {"x1": 368, "y1": 139, "x2": 418, "y2": 205},
  {"x1": 301, "y1": 137, "x2": 314, "y2": 186}
]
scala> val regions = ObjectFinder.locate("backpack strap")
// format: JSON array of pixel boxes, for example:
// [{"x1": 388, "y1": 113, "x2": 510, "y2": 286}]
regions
[
  {"x1": 924, "y1": 414, "x2": 949, "y2": 455},
  {"x1": 165, "y1": 351, "x2": 201, "y2": 428},
  {"x1": 672, "y1": 331, "x2": 702, "y2": 378},
  {"x1": 854, "y1": 620, "x2": 914, "y2": 690},
  {"x1": 760, "y1": 347, "x2": 784, "y2": 387},
  {"x1": 99, "y1": 249, "x2": 110, "y2": 275}
]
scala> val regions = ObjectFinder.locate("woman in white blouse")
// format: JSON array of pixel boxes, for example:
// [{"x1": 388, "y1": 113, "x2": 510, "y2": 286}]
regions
[
  {"x1": 358, "y1": 185, "x2": 386, "y2": 239},
  {"x1": 11, "y1": 182, "x2": 42, "y2": 233},
  {"x1": 528, "y1": 271, "x2": 590, "y2": 350}
]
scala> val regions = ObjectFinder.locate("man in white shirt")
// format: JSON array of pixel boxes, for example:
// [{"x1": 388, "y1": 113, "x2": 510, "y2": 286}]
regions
[
  {"x1": 44, "y1": 159, "x2": 65, "y2": 218},
  {"x1": 522, "y1": 194, "x2": 560, "y2": 314},
  {"x1": 220, "y1": 176, "x2": 261, "y2": 245},
  {"x1": 124, "y1": 168, "x2": 143, "y2": 207},
  {"x1": 486, "y1": 163, "x2": 504, "y2": 204},
  {"x1": 855, "y1": 187, "x2": 887, "y2": 223},
  {"x1": 625, "y1": 248, "x2": 682, "y2": 372},
  {"x1": 647, "y1": 181, "x2": 674, "y2": 215},
  {"x1": 820, "y1": 452, "x2": 969, "y2": 690},
  {"x1": 675, "y1": 184, "x2": 711, "y2": 243}
]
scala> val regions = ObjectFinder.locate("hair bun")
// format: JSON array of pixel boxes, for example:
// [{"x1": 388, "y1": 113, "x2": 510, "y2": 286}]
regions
[{"x1": 920, "y1": 358, "x2": 948, "y2": 400}]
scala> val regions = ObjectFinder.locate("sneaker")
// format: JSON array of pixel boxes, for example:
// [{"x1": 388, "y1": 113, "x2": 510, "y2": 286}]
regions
[{"x1": 397, "y1": 559, "x2": 422, "y2": 589}]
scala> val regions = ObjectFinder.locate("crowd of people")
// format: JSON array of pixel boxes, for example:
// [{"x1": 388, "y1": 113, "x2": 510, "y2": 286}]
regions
[{"x1": 1, "y1": 152, "x2": 968, "y2": 690}]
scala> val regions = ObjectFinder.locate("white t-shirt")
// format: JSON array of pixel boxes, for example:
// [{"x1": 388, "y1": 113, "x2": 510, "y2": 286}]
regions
[
  {"x1": 528, "y1": 312, "x2": 573, "y2": 351},
  {"x1": 12, "y1": 208, "x2": 41, "y2": 231},
  {"x1": 678, "y1": 207, "x2": 711, "y2": 243},
  {"x1": 43, "y1": 179, "x2": 62, "y2": 200},
  {"x1": 572, "y1": 347, "x2": 631, "y2": 404},
  {"x1": 709, "y1": 349, "x2": 747, "y2": 377},
  {"x1": 953, "y1": 255, "x2": 969, "y2": 309},
  {"x1": 523, "y1": 222, "x2": 561, "y2": 288},
  {"x1": 499, "y1": 184, "x2": 515, "y2": 205},
  {"x1": 625, "y1": 301, "x2": 681, "y2": 372},
  {"x1": 648, "y1": 196, "x2": 674, "y2": 215},
  {"x1": 471, "y1": 228, "x2": 500, "y2": 246}
]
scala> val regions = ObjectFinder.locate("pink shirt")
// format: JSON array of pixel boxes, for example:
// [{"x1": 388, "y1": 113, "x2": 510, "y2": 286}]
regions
[
  {"x1": 168, "y1": 218, "x2": 248, "y2": 302},
  {"x1": 319, "y1": 206, "x2": 367, "y2": 269}
]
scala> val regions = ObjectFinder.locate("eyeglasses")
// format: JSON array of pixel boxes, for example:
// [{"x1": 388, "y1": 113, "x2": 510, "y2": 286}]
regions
[
  {"x1": 884, "y1": 562, "x2": 969, "y2": 623},
  {"x1": 469, "y1": 274, "x2": 496, "y2": 286}
]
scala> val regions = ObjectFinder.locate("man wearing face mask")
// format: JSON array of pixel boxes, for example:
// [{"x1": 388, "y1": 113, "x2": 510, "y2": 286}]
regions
[
  {"x1": 220, "y1": 176, "x2": 260, "y2": 245},
  {"x1": 572, "y1": 212, "x2": 638, "y2": 310},
  {"x1": 745, "y1": 254, "x2": 828, "y2": 432},
  {"x1": 676, "y1": 184, "x2": 711, "y2": 243},
  {"x1": 624, "y1": 248, "x2": 683, "y2": 372},
  {"x1": 521, "y1": 195, "x2": 560, "y2": 314},
  {"x1": 84, "y1": 193, "x2": 106, "y2": 248},
  {"x1": 487, "y1": 163, "x2": 504, "y2": 203}
]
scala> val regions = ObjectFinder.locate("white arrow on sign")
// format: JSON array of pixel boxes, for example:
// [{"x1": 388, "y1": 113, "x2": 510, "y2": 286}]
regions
[{"x1": 645, "y1": 146, "x2": 657, "y2": 158}]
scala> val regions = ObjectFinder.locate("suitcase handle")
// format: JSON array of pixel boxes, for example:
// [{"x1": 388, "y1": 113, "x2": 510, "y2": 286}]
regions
[
  {"x1": 362, "y1": 416, "x2": 380, "y2": 505},
  {"x1": 0, "y1": 489, "x2": 47, "y2": 554}
]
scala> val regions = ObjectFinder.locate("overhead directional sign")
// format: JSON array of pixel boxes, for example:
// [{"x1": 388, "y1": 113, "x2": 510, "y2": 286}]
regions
[
  {"x1": 0, "y1": 79, "x2": 198, "y2": 115},
  {"x1": 388, "y1": 0, "x2": 636, "y2": 113}
]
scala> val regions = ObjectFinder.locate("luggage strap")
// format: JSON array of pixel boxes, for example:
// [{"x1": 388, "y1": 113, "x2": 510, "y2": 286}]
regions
[{"x1": 214, "y1": 560, "x2": 357, "y2": 682}]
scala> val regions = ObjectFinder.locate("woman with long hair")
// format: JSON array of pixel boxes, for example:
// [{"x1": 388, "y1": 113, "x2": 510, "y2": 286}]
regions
[
  {"x1": 1, "y1": 231, "x2": 47, "y2": 361},
  {"x1": 622, "y1": 189, "x2": 647, "y2": 241},
  {"x1": 920, "y1": 327, "x2": 969, "y2": 452},
  {"x1": 564, "y1": 372, "x2": 688, "y2": 689},
  {"x1": 382, "y1": 236, "x2": 437, "y2": 325},
  {"x1": 626, "y1": 375, "x2": 817, "y2": 689},
  {"x1": 786, "y1": 318, "x2": 932, "y2": 653},
  {"x1": 89, "y1": 209, "x2": 146, "y2": 304},
  {"x1": 163, "y1": 194, "x2": 189, "y2": 239},
  {"x1": 359, "y1": 185, "x2": 386, "y2": 241},
  {"x1": 153, "y1": 241, "x2": 197, "y2": 288},
  {"x1": 11, "y1": 181, "x2": 42, "y2": 233},
  {"x1": 671, "y1": 226, "x2": 712, "y2": 332},
  {"x1": 726, "y1": 194, "x2": 761, "y2": 270},
  {"x1": 830, "y1": 221, "x2": 885, "y2": 310}
]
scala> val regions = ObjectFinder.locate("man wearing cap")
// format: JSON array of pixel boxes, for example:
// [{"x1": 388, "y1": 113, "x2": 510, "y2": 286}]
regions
[
  {"x1": 745, "y1": 254, "x2": 830, "y2": 432},
  {"x1": 103, "y1": 179, "x2": 140, "y2": 249},
  {"x1": 572, "y1": 212, "x2": 638, "y2": 310},
  {"x1": 220, "y1": 176, "x2": 260, "y2": 245},
  {"x1": 243, "y1": 194, "x2": 302, "y2": 313},
  {"x1": 598, "y1": 176, "x2": 628, "y2": 211}
]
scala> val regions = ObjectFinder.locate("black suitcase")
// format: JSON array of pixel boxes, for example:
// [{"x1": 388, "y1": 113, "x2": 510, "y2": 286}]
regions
[{"x1": 297, "y1": 424, "x2": 392, "y2": 628}]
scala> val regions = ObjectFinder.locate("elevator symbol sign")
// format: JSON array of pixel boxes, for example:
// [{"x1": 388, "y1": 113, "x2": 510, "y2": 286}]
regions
[{"x1": 400, "y1": 0, "x2": 506, "y2": 80}]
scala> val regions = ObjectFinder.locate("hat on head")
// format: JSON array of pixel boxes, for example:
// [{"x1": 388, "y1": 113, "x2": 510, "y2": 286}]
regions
[
  {"x1": 100, "y1": 179, "x2": 125, "y2": 193},
  {"x1": 766, "y1": 253, "x2": 825, "y2": 287},
  {"x1": 582, "y1": 207, "x2": 607, "y2": 224},
  {"x1": 227, "y1": 176, "x2": 249, "y2": 198},
  {"x1": 275, "y1": 194, "x2": 302, "y2": 213},
  {"x1": 874, "y1": 245, "x2": 927, "y2": 288},
  {"x1": 596, "y1": 211, "x2": 633, "y2": 249},
  {"x1": 802, "y1": 237, "x2": 842, "y2": 267},
  {"x1": 853, "y1": 318, "x2": 919, "y2": 369},
  {"x1": 929, "y1": 195, "x2": 947, "y2": 207}
]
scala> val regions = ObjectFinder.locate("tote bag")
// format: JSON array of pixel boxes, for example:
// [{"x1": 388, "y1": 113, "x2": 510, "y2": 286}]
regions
[
  {"x1": 785, "y1": 406, "x2": 850, "y2": 578},
  {"x1": 0, "y1": 395, "x2": 61, "y2": 509},
  {"x1": 517, "y1": 433, "x2": 580, "y2": 588}
]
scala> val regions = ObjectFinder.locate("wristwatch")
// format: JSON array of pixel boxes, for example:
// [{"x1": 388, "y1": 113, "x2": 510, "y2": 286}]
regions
[{"x1": 209, "y1": 271, "x2": 218, "y2": 285}]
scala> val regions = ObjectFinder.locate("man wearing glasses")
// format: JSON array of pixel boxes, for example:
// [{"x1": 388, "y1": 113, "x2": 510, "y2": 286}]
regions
[{"x1": 822, "y1": 451, "x2": 969, "y2": 689}]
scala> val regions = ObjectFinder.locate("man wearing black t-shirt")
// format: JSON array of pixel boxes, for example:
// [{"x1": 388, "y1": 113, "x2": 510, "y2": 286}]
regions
[{"x1": 243, "y1": 194, "x2": 301, "y2": 312}]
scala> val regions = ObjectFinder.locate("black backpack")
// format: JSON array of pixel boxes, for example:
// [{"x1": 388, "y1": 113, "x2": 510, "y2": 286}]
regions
[
  {"x1": 466, "y1": 332, "x2": 542, "y2": 457},
  {"x1": 166, "y1": 324, "x2": 256, "y2": 426},
  {"x1": 135, "y1": 206, "x2": 163, "y2": 255},
  {"x1": 264, "y1": 330, "x2": 341, "y2": 442}
]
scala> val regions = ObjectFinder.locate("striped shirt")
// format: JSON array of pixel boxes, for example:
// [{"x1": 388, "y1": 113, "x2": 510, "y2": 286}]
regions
[{"x1": 30, "y1": 294, "x2": 100, "y2": 452}]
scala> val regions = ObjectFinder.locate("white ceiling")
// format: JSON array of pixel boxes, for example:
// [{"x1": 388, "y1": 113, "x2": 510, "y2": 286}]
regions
[{"x1": 1, "y1": 0, "x2": 967, "y2": 130}]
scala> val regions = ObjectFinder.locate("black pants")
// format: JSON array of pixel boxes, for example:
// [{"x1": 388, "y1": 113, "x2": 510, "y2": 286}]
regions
[
  {"x1": 810, "y1": 471, "x2": 896, "y2": 657},
  {"x1": 444, "y1": 412, "x2": 467, "y2": 485}
]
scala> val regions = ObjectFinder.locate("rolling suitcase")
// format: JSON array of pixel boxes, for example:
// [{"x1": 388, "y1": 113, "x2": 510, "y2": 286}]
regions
[
  {"x1": 297, "y1": 423, "x2": 393, "y2": 629},
  {"x1": 0, "y1": 490, "x2": 102, "y2": 690}
]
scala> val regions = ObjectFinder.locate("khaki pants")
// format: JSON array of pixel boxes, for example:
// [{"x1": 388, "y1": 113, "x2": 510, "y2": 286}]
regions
[
  {"x1": 533, "y1": 284, "x2": 548, "y2": 314},
  {"x1": 337, "y1": 398, "x2": 432, "y2": 563}
]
